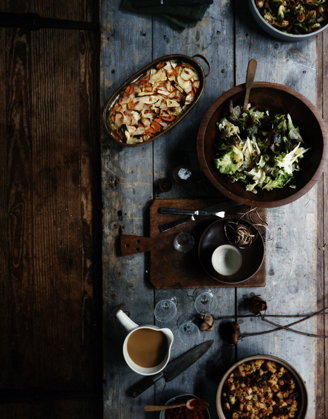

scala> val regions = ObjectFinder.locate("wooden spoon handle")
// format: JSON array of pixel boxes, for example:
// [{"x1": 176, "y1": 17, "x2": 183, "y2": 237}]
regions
[
  {"x1": 242, "y1": 59, "x2": 257, "y2": 112},
  {"x1": 144, "y1": 403, "x2": 186, "y2": 412}
]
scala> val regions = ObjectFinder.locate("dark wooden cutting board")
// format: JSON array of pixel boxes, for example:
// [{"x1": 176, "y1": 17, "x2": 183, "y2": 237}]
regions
[{"x1": 121, "y1": 198, "x2": 266, "y2": 289}]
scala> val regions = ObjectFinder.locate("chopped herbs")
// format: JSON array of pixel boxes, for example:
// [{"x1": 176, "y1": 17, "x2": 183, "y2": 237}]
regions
[{"x1": 214, "y1": 102, "x2": 309, "y2": 194}]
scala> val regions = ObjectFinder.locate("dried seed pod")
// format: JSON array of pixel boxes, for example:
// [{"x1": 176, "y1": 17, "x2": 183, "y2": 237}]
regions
[
  {"x1": 199, "y1": 314, "x2": 214, "y2": 332},
  {"x1": 245, "y1": 295, "x2": 267, "y2": 316},
  {"x1": 231, "y1": 321, "x2": 240, "y2": 345}
]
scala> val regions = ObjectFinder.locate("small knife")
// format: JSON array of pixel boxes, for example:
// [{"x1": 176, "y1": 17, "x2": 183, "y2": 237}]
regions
[
  {"x1": 130, "y1": 339, "x2": 213, "y2": 398},
  {"x1": 159, "y1": 200, "x2": 243, "y2": 233}
]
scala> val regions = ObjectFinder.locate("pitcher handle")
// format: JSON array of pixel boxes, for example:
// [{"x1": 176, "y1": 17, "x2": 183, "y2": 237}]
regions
[{"x1": 116, "y1": 309, "x2": 139, "y2": 332}]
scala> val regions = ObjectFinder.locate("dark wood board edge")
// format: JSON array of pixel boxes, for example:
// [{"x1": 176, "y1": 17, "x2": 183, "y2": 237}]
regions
[
  {"x1": 316, "y1": 31, "x2": 325, "y2": 419},
  {"x1": 325, "y1": 28, "x2": 328, "y2": 419},
  {"x1": 149, "y1": 198, "x2": 266, "y2": 289},
  {"x1": 316, "y1": 31, "x2": 327, "y2": 419},
  {"x1": 319, "y1": 28, "x2": 328, "y2": 419}
]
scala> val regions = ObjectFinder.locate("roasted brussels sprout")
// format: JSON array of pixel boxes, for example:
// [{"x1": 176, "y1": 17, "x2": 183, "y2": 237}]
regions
[{"x1": 254, "y1": 0, "x2": 328, "y2": 35}]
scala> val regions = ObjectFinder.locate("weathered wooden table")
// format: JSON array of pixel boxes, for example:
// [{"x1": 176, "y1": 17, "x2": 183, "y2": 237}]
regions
[{"x1": 101, "y1": 1, "x2": 328, "y2": 418}]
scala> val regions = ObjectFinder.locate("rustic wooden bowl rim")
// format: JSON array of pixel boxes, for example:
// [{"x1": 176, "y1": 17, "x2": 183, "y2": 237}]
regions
[
  {"x1": 197, "y1": 81, "x2": 328, "y2": 208},
  {"x1": 216, "y1": 354, "x2": 308, "y2": 419}
]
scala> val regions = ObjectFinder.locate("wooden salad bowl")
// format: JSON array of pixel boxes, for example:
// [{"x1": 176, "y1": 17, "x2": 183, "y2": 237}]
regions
[
  {"x1": 197, "y1": 82, "x2": 328, "y2": 208},
  {"x1": 103, "y1": 54, "x2": 210, "y2": 147}
]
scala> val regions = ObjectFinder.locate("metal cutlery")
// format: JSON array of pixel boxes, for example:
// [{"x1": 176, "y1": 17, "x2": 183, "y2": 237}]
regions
[
  {"x1": 160, "y1": 208, "x2": 244, "y2": 218},
  {"x1": 158, "y1": 200, "x2": 243, "y2": 233}
]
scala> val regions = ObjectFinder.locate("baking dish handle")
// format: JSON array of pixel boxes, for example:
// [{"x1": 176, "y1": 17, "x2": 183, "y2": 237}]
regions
[{"x1": 192, "y1": 54, "x2": 211, "y2": 77}]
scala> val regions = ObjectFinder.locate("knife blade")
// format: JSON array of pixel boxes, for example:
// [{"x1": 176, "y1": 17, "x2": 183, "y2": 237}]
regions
[
  {"x1": 159, "y1": 200, "x2": 243, "y2": 233},
  {"x1": 130, "y1": 339, "x2": 214, "y2": 398}
]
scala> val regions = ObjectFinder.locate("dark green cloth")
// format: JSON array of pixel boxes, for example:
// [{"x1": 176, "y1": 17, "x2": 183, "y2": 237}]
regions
[{"x1": 120, "y1": 0, "x2": 209, "y2": 30}]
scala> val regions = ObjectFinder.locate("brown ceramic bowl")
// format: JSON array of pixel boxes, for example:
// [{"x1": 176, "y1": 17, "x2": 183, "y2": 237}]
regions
[
  {"x1": 216, "y1": 355, "x2": 308, "y2": 419},
  {"x1": 197, "y1": 82, "x2": 328, "y2": 208},
  {"x1": 198, "y1": 218, "x2": 264, "y2": 285},
  {"x1": 104, "y1": 54, "x2": 210, "y2": 147}
]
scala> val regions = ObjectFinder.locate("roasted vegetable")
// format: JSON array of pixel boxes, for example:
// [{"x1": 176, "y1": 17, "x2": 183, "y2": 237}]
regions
[
  {"x1": 214, "y1": 102, "x2": 309, "y2": 194},
  {"x1": 107, "y1": 60, "x2": 199, "y2": 144},
  {"x1": 255, "y1": 0, "x2": 328, "y2": 35}
]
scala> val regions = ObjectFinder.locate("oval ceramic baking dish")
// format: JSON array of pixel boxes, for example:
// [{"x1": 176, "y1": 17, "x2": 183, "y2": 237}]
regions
[{"x1": 103, "y1": 54, "x2": 210, "y2": 147}]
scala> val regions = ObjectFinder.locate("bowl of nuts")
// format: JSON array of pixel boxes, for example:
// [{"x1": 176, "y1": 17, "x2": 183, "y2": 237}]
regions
[{"x1": 216, "y1": 355, "x2": 308, "y2": 419}]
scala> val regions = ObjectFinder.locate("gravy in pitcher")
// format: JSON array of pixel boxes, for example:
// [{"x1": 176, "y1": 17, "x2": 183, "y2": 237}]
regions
[{"x1": 127, "y1": 328, "x2": 168, "y2": 368}]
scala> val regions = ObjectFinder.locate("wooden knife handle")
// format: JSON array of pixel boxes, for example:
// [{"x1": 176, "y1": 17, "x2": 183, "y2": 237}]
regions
[
  {"x1": 120, "y1": 235, "x2": 151, "y2": 256},
  {"x1": 144, "y1": 403, "x2": 186, "y2": 411}
]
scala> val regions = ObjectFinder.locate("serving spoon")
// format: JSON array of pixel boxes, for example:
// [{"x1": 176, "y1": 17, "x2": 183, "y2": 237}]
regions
[
  {"x1": 144, "y1": 398, "x2": 209, "y2": 412},
  {"x1": 242, "y1": 58, "x2": 258, "y2": 113}
]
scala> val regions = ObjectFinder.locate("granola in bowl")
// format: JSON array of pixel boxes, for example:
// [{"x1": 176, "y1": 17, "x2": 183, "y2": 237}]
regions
[{"x1": 216, "y1": 356, "x2": 307, "y2": 419}]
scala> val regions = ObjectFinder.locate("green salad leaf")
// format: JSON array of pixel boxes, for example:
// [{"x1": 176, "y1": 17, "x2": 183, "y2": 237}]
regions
[{"x1": 214, "y1": 102, "x2": 309, "y2": 194}]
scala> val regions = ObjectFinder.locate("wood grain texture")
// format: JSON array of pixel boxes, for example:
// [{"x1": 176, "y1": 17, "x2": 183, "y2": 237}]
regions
[
  {"x1": 102, "y1": 1, "x2": 328, "y2": 419},
  {"x1": 100, "y1": 2, "x2": 155, "y2": 419},
  {"x1": 317, "y1": 27, "x2": 328, "y2": 419},
  {"x1": 234, "y1": 2, "x2": 323, "y2": 418},
  {"x1": 150, "y1": 7, "x2": 237, "y2": 417},
  {"x1": 0, "y1": 399, "x2": 101, "y2": 419},
  {"x1": 315, "y1": 31, "x2": 325, "y2": 419},
  {"x1": 323, "y1": 28, "x2": 328, "y2": 419},
  {"x1": 119, "y1": 199, "x2": 266, "y2": 288},
  {"x1": 0, "y1": 0, "x2": 102, "y2": 416}
]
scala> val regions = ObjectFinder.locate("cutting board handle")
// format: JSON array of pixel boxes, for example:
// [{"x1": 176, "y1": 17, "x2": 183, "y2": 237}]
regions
[{"x1": 120, "y1": 235, "x2": 151, "y2": 256}]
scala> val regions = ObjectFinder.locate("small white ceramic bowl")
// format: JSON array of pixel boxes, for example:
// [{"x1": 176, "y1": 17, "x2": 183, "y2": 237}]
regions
[
  {"x1": 211, "y1": 245, "x2": 242, "y2": 276},
  {"x1": 248, "y1": 0, "x2": 328, "y2": 42}
]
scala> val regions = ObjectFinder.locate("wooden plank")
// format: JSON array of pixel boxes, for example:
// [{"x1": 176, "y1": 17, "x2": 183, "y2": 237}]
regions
[
  {"x1": 0, "y1": 0, "x2": 102, "y2": 401},
  {"x1": 319, "y1": 27, "x2": 328, "y2": 419},
  {"x1": 0, "y1": 399, "x2": 102, "y2": 419},
  {"x1": 79, "y1": 22, "x2": 103, "y2": 391},
  {"x1": 1, "y1": 25, "x2": 34, "y2": 388},
  {"x1": 150, "y1": 6, "x2": 237, "y2": 419},
  {"x1": 315, "y1": 31, "x2": 325, "y2": 419},
  {"x1": 101, "y1": 3, "x2": 328, "y2": 419},
  {"x1": 100, "y1": 2, "x2": 155, "y2": 419},
  {"x1": 234, "y1": 2, "x2": 321, "y2": 418}
]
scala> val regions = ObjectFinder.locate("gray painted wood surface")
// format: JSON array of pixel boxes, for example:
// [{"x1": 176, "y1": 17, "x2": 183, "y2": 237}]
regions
[
  {"x1": 235, "y1": 4, "x2": 319, "y2": 419},
  {"x1": 101, "y1": 1, "x2": 325, "y2": 418}
]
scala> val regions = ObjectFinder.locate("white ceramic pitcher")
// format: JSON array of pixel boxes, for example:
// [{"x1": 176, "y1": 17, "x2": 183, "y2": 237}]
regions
[{"x1": 116, "y1": 309, "x2": 174, "y2": 376}]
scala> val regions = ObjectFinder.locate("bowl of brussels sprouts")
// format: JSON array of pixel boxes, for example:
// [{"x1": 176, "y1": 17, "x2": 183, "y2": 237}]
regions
[
  {"x1": 248, "y1": 0, "x2": 328, "y2": 42},
  {"x1": 197, "y1": 82, "x2": 328, "y2": 208}
]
